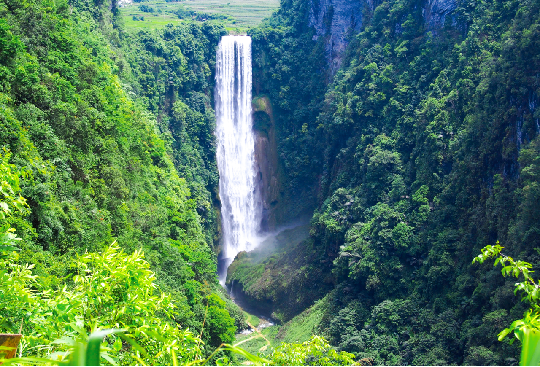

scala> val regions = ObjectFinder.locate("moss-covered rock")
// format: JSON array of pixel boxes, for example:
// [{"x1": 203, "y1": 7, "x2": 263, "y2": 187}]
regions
[{"x1": 226, "y1": 224, "x2": 334, "y2": 322}]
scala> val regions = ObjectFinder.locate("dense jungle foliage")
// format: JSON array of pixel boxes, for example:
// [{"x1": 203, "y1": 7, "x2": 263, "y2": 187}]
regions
[
  {"x1": 3, "y1": 0, "x2": 540, "y2": 363},
  {"x1": 0, "y1": 0, "x2": 360, "y2": 363},
  {"x1": 0, "y1": 0, "x2": 247, "y2": 362},
  {"x1": 226, "y1": 0, "x2": 540, "y2": 364}
]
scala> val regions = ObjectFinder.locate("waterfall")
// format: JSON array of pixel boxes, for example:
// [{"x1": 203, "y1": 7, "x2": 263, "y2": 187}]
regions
[{"x1": 215, "y1": 35, "x2": 261, "y2": 286}]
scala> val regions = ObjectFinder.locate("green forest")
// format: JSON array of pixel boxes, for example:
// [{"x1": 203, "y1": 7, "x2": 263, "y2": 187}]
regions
[{"x1": 1, "y1": 0, "x2": 540, "y2": 364}]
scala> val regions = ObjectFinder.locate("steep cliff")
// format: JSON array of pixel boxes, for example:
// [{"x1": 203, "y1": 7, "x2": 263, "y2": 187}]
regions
[
  {"x1": 307, "y1": 0, "x2": 458, "y2": 71},
  {"x1": 252, "y1": 96, "x2": 282, "y2": 230},
  {"x1": 308, "y1": 0, "x2": 367, "y2": 72},
  {"x1": 423, "y1": 0, "x2": 457, "y2": 31},
  {"x1": 245, "y1": 0, "x2": 540, "y2": 364}
]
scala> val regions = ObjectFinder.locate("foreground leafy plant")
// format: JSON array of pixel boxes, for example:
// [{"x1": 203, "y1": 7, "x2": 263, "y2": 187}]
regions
[
  {"x1": 473, "y1": 243, "x2": 540, "y2": 366},
  {"x1": 0, "y1": 151, "x2": 28, "y2": 257},
  {"x1": 1, "y1": 244, "x2": 204, "y2": 365},
  {"x1": 0, "y1": 329, "x2": 125, "y2": 366},
  {"x1": 268, "y1": 335, "x2": 356, "y2": 366},
  {"x1": 0, "y1": 330, "x2": 276, "y2": 366}
]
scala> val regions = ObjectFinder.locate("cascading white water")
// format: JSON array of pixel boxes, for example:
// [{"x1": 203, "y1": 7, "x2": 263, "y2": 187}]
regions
[{"x1": 215, "y1": 35, "x2": 261, "y2": 285}]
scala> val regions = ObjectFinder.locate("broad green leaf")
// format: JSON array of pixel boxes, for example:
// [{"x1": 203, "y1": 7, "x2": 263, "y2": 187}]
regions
[
  {"x1": 118, "y1": 333, "x2": 149, "y2": 359},
  {"x1": 100, "y1": 352, "x2": 117, "y2": 366},
  {"x1": 498, "y1": 327, "x2": 512, "y2": 341},
  {"x1": 85, "y1": 329, "x2": 126, "y2": 366},
  {"x1": 519, "y1": 328, "x2": 540, "y2": 366},
  {"x1": 221, "y1": 344, "x2": 271, "y2": 366},
  {"x1": 68, "y1": 341, "x2": 86, "y2": 366},
  {"x1": 0, "y1": 357, "x2": 61, "y2": 366}
]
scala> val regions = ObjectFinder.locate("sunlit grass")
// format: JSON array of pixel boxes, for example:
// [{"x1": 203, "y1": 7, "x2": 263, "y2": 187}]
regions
[
  {"x1": 120, "y1": 0, "x2": 279, "y2": 32},
  {"x1": 123, "y1": 13, "x2": 184, "y2": 29}
]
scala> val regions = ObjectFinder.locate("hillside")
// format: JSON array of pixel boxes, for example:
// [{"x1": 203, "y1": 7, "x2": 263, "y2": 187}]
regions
[
  {"x1": 0, "y1": 0, "x2": 245, "y2": 362},
  {"x1": 227, "y1": 0, "x2": 540, "y2": 364},
  {"x1": 1, "y1": 0, "x2": 540, "y2": 365}
]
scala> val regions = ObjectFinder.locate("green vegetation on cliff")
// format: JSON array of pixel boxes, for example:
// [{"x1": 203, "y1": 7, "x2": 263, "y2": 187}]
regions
[
  {"x1": 0, "y1": 0, "x2": 242, "y2": 361},
  {"x1": 226, "y1": 0, "x2": 540, "y2": 364},
  {"x1": 3, "y1": 0, "x2": 540, "y2": 363},
  {"x1": 0, "y1": 0, "x2": 360, "y2": 364}
]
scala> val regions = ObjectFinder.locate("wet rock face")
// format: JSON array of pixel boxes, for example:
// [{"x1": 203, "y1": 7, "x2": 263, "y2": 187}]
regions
[
  {"x1": 308, "y1": 0, "x2": 369, "y2": 73},
  {"x1": 308, "y1": 0, "x2": 458, "y2": 71},
  {"x1": 254, "y1": 132, "x2": 280, "y2": 230},
  {"x1": 423, "y1": 0, "x2": 458, "y2": 31},
  {"x1": 252, "y1": 96, "x2": 281, "y2": 230}
]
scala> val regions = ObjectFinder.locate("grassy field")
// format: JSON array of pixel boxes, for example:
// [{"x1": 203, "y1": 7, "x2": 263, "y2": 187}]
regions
[{"x1": 120, "y1": 0, "x2": 279, "y2": 32}]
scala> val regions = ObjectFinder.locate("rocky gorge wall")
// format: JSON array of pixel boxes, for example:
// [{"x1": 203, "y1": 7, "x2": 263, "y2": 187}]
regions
[
  {"x1": 308, "y1": 0, "x2": 458, "y2": 71},
  {"x1": 238, "y1": 0, "x2": 540, "y2": 363},
  {"x1": 250, "y1": 0, "x2": 460, "y2": 231},
  {"x1": 423, "y1": 0, "x2": 458, "y2": 31},
  {"x1": 308, "y1": 0, "x2": 368, "y2": 73},
  {"x1": 252, "y1": 96, "x2": 282, "y2": 230}
]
